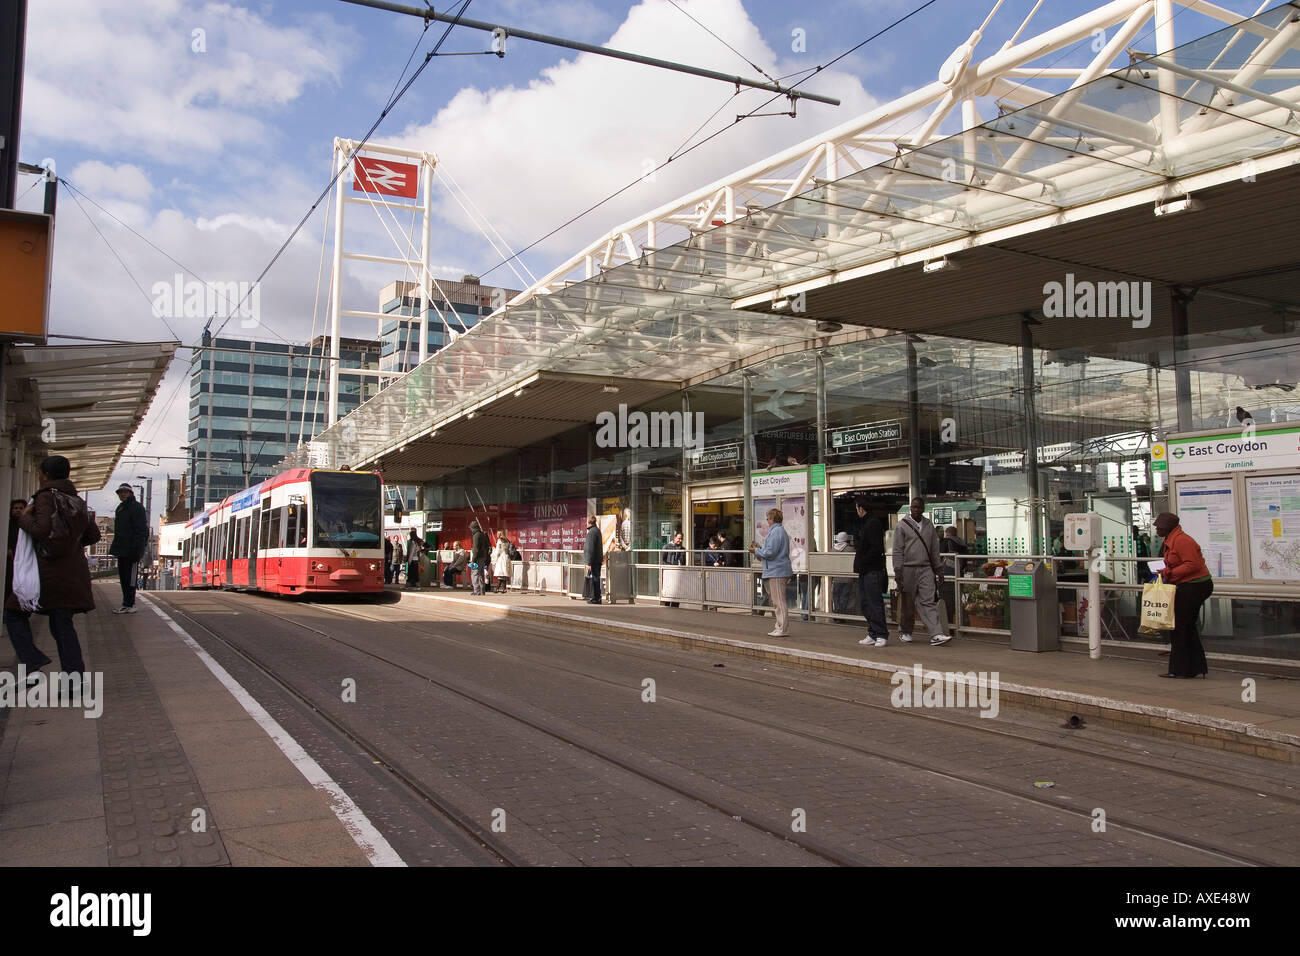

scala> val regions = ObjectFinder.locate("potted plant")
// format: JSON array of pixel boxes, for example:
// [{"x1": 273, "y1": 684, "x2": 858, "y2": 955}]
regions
[{"x1": 962, "y1": 587, "x2": 1006, "y2": 628}]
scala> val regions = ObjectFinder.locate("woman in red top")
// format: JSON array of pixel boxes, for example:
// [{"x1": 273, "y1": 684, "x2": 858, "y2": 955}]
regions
[{"x1": 1153, "y1": 512, "x2": 1211, "y2": 678}]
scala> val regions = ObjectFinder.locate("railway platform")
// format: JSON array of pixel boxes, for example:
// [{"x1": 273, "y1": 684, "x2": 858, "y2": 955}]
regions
[
  {"x1": 396, "y1": 585, "x2": 1300, "y2": 764},
  {"x1": 0, "y1": 583, "x2": 383, "y2": 867}
]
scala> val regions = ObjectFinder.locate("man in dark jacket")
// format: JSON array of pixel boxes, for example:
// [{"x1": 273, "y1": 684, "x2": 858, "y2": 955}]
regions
[
  {"x1": 5, "y1": 498, "x2": 51, "y2": 676},
  {"x1": 109, "y1": 482, "x2": 148, "y2": 613},
  {"x1": 854, "y1": 499, "x2": 888, "y2": 647},
  {"x1": 14, "y1": 456, "x2": 100, "y2": 676},
  {"x1": 661, "y1": 530, "x2": 685, "y2": 607},
  {"x1": 470, "y1": 521, "x2": 490, "y2": 595},
  {"x1": 583, "y1": 515, "x2": 603, "y2": 604}
]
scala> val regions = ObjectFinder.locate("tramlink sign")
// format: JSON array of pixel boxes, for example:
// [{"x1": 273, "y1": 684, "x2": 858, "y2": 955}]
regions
[
  {"x1": 1167, "y1": 425, "x2": 1300, "y2": 475},
  {"x1": 831, "y1": 420, "x2": 903, "y2": 450}
]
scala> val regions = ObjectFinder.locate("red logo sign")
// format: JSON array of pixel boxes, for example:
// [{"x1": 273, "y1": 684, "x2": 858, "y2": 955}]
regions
[{"x1": 352, "y1": 157, "x2": 419, "y2": 198}]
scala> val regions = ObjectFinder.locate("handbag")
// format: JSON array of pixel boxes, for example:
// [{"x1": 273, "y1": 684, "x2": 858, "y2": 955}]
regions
[{"x1": 1140, "y1": 580, "x2": 1177, "y2": 631}]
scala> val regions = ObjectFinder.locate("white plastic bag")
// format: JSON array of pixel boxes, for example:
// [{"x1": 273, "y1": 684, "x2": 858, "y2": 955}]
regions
[{"x1": 13, "y1": 527, "x2": 41, "y2": 612}]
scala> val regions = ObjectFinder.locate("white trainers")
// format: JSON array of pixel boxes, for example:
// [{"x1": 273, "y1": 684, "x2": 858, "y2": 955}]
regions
[
  {"x1": 874, "y1": 637, "x2": 887, "y2": 647},
  {"x1": 898, "y1": 633, "x2": 913, "y2": 643},
  {"x1": 112, "y1": 607, "x2": 138, "y2": 614},
  {"x1": 857, "y1": 635, "x2": 874, "y2": 645},
  {"x1": 767, "y1": 629, "x2": 788, "y2": 637},
  {"x1": 930, "y1": 634, "x2": 951, "y2": 646}
]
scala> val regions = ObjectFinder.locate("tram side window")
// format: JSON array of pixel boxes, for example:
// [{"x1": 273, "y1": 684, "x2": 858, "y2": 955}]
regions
[
  {"x1": 299, "y1": 504, "x2": 309, "y2": 548},
  {"x1": 287, "y1": 504, "x2": 303, "y2": 548},
  {"x1": 260, "y1": 504, "x2": 272, "y2": 551},
  {"x1": 276, "y1": 507, "x2": 287, "y2": 549},
  {"x1": 250, "y1": 512, "x2": 260, "y2": 556}
]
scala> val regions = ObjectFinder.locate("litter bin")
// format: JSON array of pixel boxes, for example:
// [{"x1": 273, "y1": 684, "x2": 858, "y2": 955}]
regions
[{"x1": 1007, "y1": 559, "x2": 1059, "y2": 652}]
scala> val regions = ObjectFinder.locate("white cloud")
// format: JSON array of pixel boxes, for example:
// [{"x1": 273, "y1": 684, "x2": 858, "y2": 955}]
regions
[
  {"x1": 68, "y1": 161, "x2": 154, "y2": 202},
  {"x1": 393, "y1": 0, "x2": 878, "y2": 281}
]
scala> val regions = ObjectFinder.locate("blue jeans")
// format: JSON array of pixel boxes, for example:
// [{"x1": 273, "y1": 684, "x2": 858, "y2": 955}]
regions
[
  {"x1": 3, "y1": 607, "x2": 84, "y2": 673},
  {"x1": 858, "y1": 570, "x2": 887, "y2": 640}
]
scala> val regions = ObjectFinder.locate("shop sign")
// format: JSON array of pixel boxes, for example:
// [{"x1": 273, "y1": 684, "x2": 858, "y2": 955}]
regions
[{"x1": 831, "y1": 420, "x2": 903, "y2": 449}]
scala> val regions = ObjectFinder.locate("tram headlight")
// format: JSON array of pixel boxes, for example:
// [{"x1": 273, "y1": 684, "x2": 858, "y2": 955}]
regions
[
  {"x1": 313, "y1": 561, "x2": 329, "y2": 571},
  {"x1": 368, "y1": 562, "x2": 378, "y2": 571}
]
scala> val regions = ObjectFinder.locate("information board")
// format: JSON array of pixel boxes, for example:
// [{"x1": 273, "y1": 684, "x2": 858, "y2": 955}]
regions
[
  {"x1": 1246, "y1": 475, "x2": 1300, "y2": 582},
  {"x1": 1174, "y1": 479, "x2": 1239, "y2": 579}
]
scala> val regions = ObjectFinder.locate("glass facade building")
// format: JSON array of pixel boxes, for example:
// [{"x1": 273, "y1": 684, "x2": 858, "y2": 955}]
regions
[
  {"x1": 377, "y1": 277, "x2": 520, "y2": 375},
  {"x1": 188, "y1": 335, "x2": 380, "y2": 510}
]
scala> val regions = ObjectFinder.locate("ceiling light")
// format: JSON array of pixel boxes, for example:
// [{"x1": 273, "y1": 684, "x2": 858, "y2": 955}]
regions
[
  {"x1": 1154, "y1": 196, "x2": 1200, "y2": 217},
  {"x1": 772, "y1": 298, "x2": 790, "y2": 310},
  {"x1": 467, "y1": 411, "x2": 476, "y2": 419},
  {"x1": 922, "y1": 257, "x2": 959, "y2": 274},
  {"x1": 602, "y1": 385, "x2": 620, "y2": 394}
]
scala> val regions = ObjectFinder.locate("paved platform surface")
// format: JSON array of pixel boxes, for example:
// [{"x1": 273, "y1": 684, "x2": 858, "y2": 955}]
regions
[
  {"x1": 0, "y1": 583, "x2": 374, "y2": 867},
  {"x1": 398, "y1": 584, "x2": 1300, "y2": 762}
]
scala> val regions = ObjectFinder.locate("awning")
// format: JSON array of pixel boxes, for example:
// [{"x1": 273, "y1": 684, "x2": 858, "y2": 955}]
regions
[{"x1": 5, "y1": 342, "x2": 178, "y2": 490}]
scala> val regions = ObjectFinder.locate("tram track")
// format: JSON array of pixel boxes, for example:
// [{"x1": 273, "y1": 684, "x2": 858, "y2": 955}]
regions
[
  {"x1": 171, "y1": 588, "x2": 1291, "y2": 866},
  {"x1": 157, "y1": 591, "x2": 865, "y2": 866}
]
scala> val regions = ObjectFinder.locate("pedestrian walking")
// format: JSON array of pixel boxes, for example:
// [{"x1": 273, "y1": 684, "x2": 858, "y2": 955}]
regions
[
  {"x1": 109, "y1": 482, "x2": 147, "y2": 614},
  {"x1": 892, "y1": 497, "x2": 949, "y2": 646},
  {"x1": 749, "y1": 508, "x2": 792, "y2": 638},
  {"x1": 5, "y1": 499, "x2": 51, "y2": 678},
  {"x1": 583, "y1": 515, "x2": 603, "y2": 604},
  {"x1": 12, "y1": 457, "x2": 100, "y2": 681},
  {"x1": 492, "y1": 533, "x2": 513, "y2": 593},
  {"x1": 1154, "y1": 512, "x2": 1211, "y2": 678},
  {"x1": 405, "y1": 527, "x2": 424, "y2": 589},
  {"x1": 854, "y1": 500, "x2": 889, "y2": 646},
  {"x1": 469, "y1": 521, "x2": 490, "y2": 595},
  {"x1": 661, "y1": 531, "x2": 685, "y2": 607}
]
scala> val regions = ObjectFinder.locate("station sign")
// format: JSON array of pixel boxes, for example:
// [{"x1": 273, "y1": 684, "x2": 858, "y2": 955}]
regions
[
  {"x1": 1167, "y1": 425, "x2": 1300, "y2": 475},
  {"x1": 831, "y1": 420, "x2": 903, "y2": 449},
  {"x1": 691, "y1": 443, "x2": 741, "y2": 468},
  {"x1": 750, "y1": 467, "x2": 808, "y2": 496},
  {"x1": 352, "y1": 157, "x2": 419, "y2": 198}
]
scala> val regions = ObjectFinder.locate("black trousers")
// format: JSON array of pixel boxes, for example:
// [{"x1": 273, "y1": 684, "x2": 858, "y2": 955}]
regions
[
  {"x1": 3, "y1": 607, "x2": 84, "y2": 672},
  {"x1": 118, "y1": 559, "x2": 137, "y2": 607},
  {"x1": 1169, "y1": 578, "x2": 1212, "y2": 677}
]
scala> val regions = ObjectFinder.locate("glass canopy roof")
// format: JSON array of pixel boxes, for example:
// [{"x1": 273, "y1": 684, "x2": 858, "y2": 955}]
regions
[{"x1": 314, "y1": 3, "x2": 1300, "y2": 471}]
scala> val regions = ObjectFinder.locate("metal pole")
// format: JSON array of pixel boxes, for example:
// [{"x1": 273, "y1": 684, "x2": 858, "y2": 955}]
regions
[
  {"x1": 742, "y1": 372, "x2": 754, "y2": 560},
  {"x1": 0, "y1": 0, "x2": 26, "y2": 208},
  {"x1": 419, "y1": 154, "x2": 432, "y2": 366},
  {"x1": 1088, "y1": 549, "x2": 1102, "y2": 659},
  {"x1": 815, "y1": 352, "x2": 827, "y2": 465},
  {"x1": 1021, "y1": 315, "x2": 1042, "y2": 554},
  {"x1": 337, "y1": 0, "x2": 841, "y2": 107},
  {"x1": 328, "y1": 140, "x2": 347, "y2": 426},
  {"x1": 1171, "y1": 286, "x2": 1195, "y2": 431},
  {"x1": 906, "y1": 338, "x2": 921, "y2": 501}
]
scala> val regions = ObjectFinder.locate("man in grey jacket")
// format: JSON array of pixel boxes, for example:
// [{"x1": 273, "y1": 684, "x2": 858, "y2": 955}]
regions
[
  {"x1": 892, "y1": 497, "x2": 950, "y2": 646},
  {"x1": 583, "y1": 515, "x2": 603, "y2": 604}
]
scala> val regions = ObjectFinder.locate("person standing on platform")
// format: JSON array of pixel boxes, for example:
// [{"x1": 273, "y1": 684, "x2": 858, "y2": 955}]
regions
[
  {"x1": 14, "y1": 457, "x2": 100, "y2": 681},
  {"x1": 404, "y1": 527, "x2": 424, "y2": 589},
  {"x1": 583, "y1": 515, "x2": 603, "y2": 605},
  {"x1": 384, "y1": 536, "x2": 393, "y2": 584},
  {"x1": 854, "y1": 500, "x2": 888, "y2": 647},
  {"x1": 749, "y1": 508, "x2": 792, "y2": 638},
  {"x1": 703, "y1": 535, "x2": 725, "y2": 567},
  {"x1": 470, "y1": 521, "x2": 490, "y2": 596},
  {"x1": 938, "y1": 526, "x2": 967, "y2": 637},
  {"x1": 892, "y1": 497, "x2": 949, "y2": 646},
  {"x1": 492, "y1": 533, "x2": 513, "y2": 594},
  {"x1": 1153, "y1": 512, "x2": 1211, "y2": 678},
  {"x1": 109, "y1": 482, "x2": 147, "y2": 614},
  {"x1": 661, "y1": 531, "x2": 685, "y2": 607}
]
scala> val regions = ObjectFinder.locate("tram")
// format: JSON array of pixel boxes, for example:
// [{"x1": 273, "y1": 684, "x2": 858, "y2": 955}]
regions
[{"x1": 178, "y1": 468, "x2": 385, "y2": 596}]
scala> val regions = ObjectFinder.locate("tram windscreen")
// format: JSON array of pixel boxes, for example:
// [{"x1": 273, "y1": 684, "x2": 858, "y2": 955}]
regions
[{"x1": 310, "y1": 472, "x2": 382, "y2": 550}]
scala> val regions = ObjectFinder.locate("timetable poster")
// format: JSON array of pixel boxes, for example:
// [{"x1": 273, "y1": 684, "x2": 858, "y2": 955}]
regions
[
  {"x1": 1174, "y1": 479, "x2": 1239, "y2": 579},
  {"x1": 1246, "y1": 475, "x2": 1300, "y2": 581},
  {"x1": 754, "y1": 495, "x2": 808, "y2": 572}
]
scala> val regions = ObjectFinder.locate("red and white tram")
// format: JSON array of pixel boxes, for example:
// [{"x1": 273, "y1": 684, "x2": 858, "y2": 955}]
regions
[{"x1": 178, "y1": 469, "x2": 385, "y2": 596}]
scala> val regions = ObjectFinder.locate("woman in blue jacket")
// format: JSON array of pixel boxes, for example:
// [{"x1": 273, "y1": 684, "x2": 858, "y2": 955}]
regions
[{"x1": 750, "y1": 508, "x2": 792, "y2": 637}]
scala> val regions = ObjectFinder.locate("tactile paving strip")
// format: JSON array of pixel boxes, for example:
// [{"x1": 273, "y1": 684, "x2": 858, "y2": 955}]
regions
[{"x1": 87, "y1": 612, "x2": 231, "y2": 867}]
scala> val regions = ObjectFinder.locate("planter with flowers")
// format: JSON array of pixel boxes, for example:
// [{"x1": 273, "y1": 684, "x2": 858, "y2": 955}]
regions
[{"x1": 962, "y1": 560, "x2": 1011, "y2": 629}]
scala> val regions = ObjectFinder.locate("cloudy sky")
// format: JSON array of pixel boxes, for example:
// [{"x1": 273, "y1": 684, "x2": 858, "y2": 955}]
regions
[{"x1": 11, "y1": 0, "x2": 1269, "y2": 513}]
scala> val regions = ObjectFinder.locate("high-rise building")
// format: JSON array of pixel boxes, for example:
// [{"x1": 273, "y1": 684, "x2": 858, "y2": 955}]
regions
[
  {"x1": 187, "y1": 335, "x2": 380, "y2": 511},
  {"x1": 377, "y1": 276, "x2": 519, "y2": 375}
]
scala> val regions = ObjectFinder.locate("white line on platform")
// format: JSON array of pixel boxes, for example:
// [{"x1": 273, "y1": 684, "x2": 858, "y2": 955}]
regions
[{"x1": 138, "y1": 595, "x2": 406, "y2": 868}]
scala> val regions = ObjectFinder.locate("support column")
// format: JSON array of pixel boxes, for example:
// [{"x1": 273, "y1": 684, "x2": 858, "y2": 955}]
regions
[
  {"x1": 815, "y1": 352, "x2": 827, "y2": 465},
  {"x1": 1171, "y1": 286, "x2": 1195, "y2": 431},
  {"x1": 906, "y1": 338, "x2": 922, "y2": 500},
  {"x1": 742, "y1": 372, "x2": 754, "y2": 556},
  {"x1": 1021, "y1": 315, "x2": 1043, "y2": 554},
  {"x1": 327, "y1": 140, "x2": 348, "y2": 427},
  {"x1": 681, "y1": 391, "x2": 690, "y2": 559}
]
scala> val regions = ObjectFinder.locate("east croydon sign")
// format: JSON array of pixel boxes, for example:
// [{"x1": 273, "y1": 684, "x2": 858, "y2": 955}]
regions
[
  {"x1": 1167, "y1": 425, "x2": 1300, "y2": 475},
  {"x1": 831, "y1": 420, "x2": 903, "y2": 449}
]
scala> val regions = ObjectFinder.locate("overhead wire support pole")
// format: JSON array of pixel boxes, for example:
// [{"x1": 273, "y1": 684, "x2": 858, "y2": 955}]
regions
[{"x1": 337, "y1": 0, "x2": 841, "y2": 107}]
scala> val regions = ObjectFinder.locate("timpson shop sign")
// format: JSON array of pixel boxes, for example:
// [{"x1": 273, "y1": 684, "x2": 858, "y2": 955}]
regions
[{"x1": 1166, "y1": 426, "x2": 1300, "y2": 475}]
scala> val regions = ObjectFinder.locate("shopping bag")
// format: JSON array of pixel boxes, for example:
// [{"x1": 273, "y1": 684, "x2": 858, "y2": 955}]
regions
[{"x1": 1140, "y1": 580, "x2": 1176, "y2": 631}]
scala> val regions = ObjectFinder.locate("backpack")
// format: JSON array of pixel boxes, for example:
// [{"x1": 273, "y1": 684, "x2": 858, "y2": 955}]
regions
[{"x1": 36, "y1": 489, "x2": 96, "y2": 560}]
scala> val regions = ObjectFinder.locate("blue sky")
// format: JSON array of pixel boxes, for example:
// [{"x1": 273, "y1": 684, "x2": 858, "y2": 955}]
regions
[{"x1": 11, "y1": 0, "x2": 1272, "y2": 511}]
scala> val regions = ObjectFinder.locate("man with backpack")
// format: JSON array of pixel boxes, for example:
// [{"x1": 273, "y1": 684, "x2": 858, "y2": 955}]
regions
[
  {"x1": 109, "y1": 482, "x2": 148, "y2": 614},
  {"x1": 12, "y1": 456, "x2": 101, "y2": 678}
]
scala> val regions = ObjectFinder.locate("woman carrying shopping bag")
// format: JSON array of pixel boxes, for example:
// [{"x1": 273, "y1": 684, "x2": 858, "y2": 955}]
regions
[{"x1": 1153, "y1": 512, "x2": 1211, "y2": 678}]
